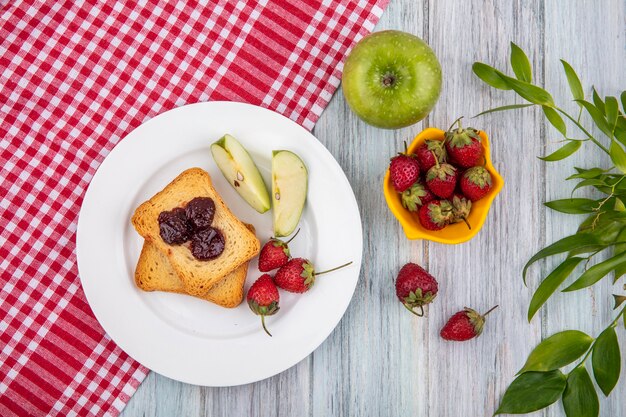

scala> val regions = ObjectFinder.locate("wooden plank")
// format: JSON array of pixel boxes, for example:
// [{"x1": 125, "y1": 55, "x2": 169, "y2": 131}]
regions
[
  {"x1": 543, "y1": 1, "x2": 626, "y2": 416},
  {"x1": 309, "y1": 1, "x2": 428, "y2": 416},
  {"x1": 426, "y1": 1, "x2": 545, "y2": 416}
]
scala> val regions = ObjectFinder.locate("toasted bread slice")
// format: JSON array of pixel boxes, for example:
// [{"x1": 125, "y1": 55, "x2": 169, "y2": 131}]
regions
[
  {"x1": 135, "y1": 223, "x2": 255, "y2": 308},
  {"x1": 135, "y1": 241, "x2": 248, "y2": 308},
  {"x1": 131, "y1": 168, "x2": 260, "y2": 295}
]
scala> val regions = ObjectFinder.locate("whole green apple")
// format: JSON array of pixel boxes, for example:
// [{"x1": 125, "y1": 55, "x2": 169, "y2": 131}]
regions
[{"x1": 342, "y1": 30, "x2": 442, "y2": 129}]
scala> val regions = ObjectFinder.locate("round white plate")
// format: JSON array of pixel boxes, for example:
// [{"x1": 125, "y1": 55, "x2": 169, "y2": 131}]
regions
[{"x1": 76, "y1": 102, "x2": 362, "y2": 387}]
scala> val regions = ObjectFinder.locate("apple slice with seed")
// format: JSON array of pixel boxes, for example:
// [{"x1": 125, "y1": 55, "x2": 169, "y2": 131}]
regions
[
  {"x1": 272, "y1": 150, "x2": 307, "y2": 237},
  {"x1": 211, "y1": 134, "x2": 270, "y2": 213}
]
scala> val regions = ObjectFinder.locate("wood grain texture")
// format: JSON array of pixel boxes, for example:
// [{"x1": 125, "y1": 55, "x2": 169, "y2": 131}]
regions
[{"x1": 121, "y1": 1, "x2": 625, "y2": 416}]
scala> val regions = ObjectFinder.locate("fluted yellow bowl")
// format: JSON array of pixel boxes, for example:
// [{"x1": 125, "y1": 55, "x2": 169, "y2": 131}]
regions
[{"x1": 383, "y1": 128, "x2": 503, "y2": 244}]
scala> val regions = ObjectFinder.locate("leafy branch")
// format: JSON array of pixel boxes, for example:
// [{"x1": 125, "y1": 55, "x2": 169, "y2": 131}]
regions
[{"x1": 473, "y1": 42, "x2": 626, "y2": 417}]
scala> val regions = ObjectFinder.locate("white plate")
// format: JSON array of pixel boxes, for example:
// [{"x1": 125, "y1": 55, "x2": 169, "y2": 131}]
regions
[{"x1": 76, "y1": 102, "x2": 362, "y2": 387}]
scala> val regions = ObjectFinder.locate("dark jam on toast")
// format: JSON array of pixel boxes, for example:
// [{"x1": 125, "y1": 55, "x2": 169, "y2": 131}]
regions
[{"x1": 158, "y1": 197, "x2": 224, "y2": 260}]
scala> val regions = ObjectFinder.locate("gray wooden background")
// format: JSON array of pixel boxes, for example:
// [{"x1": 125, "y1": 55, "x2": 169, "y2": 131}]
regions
[{"x1": 121, "y1": 1, "x2": 626, "y2": 416}]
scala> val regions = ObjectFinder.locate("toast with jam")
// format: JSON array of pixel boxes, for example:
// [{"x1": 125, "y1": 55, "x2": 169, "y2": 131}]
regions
[
  {"x1": 134, "y1": 225, "x2": 254, "y2": 307},
  {"x1": 131, "y1": 168, "x2": 260, "y2": 296}
]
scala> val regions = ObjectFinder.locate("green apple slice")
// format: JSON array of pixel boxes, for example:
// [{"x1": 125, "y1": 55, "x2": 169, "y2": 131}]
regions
[
  {"x1": 211, "y1": 134, "x2": 270, "y2": 213},
  {"x1": 272, "y1": 150, "x2": 308, "y2": 237}
]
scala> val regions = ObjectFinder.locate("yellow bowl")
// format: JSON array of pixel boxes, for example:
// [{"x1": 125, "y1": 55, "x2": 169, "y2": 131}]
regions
[{"x1": 383, "y1": 127, "x2": 504, "y2": 244}]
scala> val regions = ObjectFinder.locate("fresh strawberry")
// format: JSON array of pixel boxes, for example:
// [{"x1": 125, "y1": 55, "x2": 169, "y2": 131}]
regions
[
  {"x1": 444, "y1": 118, "x2": 483, "y2": 168},
  {"x1": 440, "y1": 306, "x2": 498, "y2": 341},
  {"x1": 415, "y1": 139, "x2": 447, "y2": 171},
  {"x1": 426, "y1": 162, "x2": 458, "y2": 198},
  {"x1": 274, "y1": 258, "x2": 352, "y2": 293},
  {"x1": 418, "y1": 200, "x2": 453, "y2": 230},
  {"x1": 247, "y1": 274, "x2": 280, "y2": 337},
  {"x1": 389, "y1": 152, "x2": 420, "y2": 192},
  {"x1": 395, "y1": 263, "x2": 438, "y2": 316},
  {"x1": 451, "y1": 193, "x2": 472, "y2": 230},
  {"x1": 401, "y1": 180, "x2": 435, "y2": 211},
  {"x1": 258, "y1": 229, "x2": 300, "y2": 272},
  {"x1": 460, "y1": 166, "x2": 493, "y2": 201}
]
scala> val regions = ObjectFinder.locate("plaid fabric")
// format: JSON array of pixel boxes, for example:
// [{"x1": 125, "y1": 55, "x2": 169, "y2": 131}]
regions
[{"x1": 0, "y1": 0, "x2": 388, "y2": 415}]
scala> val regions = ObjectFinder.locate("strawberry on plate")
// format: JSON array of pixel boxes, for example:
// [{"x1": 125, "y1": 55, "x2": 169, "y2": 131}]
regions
[
  {"x1": 247, "y1": 274, "x2": 280, "y2": 337},
  {"x1": 258, "y1": 230, "x2": 300, "y2": 272},
  {"x1": 275, "y1": 258, "x2": 352, "y2": 293}
]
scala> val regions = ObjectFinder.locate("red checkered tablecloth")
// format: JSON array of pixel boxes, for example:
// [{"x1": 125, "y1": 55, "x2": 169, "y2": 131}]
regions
[{"x1": 0, "y1": 0, "x2": 388, "y2": 415}]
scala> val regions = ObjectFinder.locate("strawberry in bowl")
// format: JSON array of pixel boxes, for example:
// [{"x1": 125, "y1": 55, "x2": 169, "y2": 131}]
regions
[{"x1": 383, "y1": 124, "x2": 503, "y2": 244}]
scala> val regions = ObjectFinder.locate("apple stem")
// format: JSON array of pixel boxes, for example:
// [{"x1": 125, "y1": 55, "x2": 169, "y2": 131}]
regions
[
  {"x1": 447, "y1": 116, "x2": 464, "y2": 132},
  {"x1": 285, "y1": 228, "x2": 301, "y2": 244},
  {"x1": 315, "y1": 261, "x2": 353, "y2": 277},
  {"x1": 381, "y1": 72, "x2": 396, "y2": 87}
]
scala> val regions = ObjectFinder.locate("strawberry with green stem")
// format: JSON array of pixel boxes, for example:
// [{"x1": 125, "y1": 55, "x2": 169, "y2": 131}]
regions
[
  {"x1": 440, "y1": 305, "x2": 498, "y2": 341},
  {"x1": 415, "y1": 139, "x2": 447, "y2": 171},
  {"x1": 418, "y1": 200, "x2": 454, "y2": 230},
  {"x1": 451, "y1": 193, "x2": 472, "y2": 229},
  {"x1": 258, "y1": 229, "x2": 300, "y2": 272},
  {"x1": 425, "y1": 157, "x2": 458, "y2": 199},
  {"x1": 275, "y1": 258, "x2": 353, "y2": 293},
  {"x1": 389, "y1": 142, "x2": 421, "y2": 192},
  {"x1": 247, "y1": 274, "x2": 280, "y2": 337},
  {"x1": 460, "y1": 166, "x2": 493, "y2": 202},
  {"x1": 395, "y1": 263, "x2": 438, "y2": 316},
  {"x1": 444, "y1": 117, "x2": 484, "y2": 168},
  {"x1": 401, "y1": 180, "x2": 435, "y2": 211}
]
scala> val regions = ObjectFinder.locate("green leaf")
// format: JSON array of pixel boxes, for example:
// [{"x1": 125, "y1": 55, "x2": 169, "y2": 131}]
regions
[
  {"x1": 567, "y1": 167, "x2": 605, "y2": 180},
  {"x1": 539, "y1": 141, "x2": 581, "y2": 161},
  {"x1": 498, "y1": 73, "x2": 555, "y2": 106},
  {"x1": 593, "y1": 88, "x2": 606, "y2": 115},
  {"x1": 621, "y1": 90, "x2": 626, "y2": 113},
  {"x1": 544, "y1": 198, "x2": 596, "y2": 214},
  {"x1": 523, "y1": 234, "x2": 602, "y2": 283},
  {"x1": 473, "y1": 103, "x2": 534, "y2": 118},
  {"x1": 571, "y1": 178, "x2": 608, "y2": 194},
  {"x1": 564, "y1": 250, "x2": 626, "y2": 291},
  {"x1": 615, "y1": 197, "x2": 626, "y2": 212},
  {"x1": 578, "y1": 99, "x2": 612, "y2": 138},
  {"x1": 610, "y1": 141, "x2": 626, "y2": 174},
  {"x1": 592, "y1": 327, "x2": 621, "y2": 396},
  {"x1": 560, "y1": 60, "x2": 584, "y2": 102},
  {"x1": 472, "y1": 62, "x2": 512, "y2": 90},
  {"x1": 605, "y1": 96, "x2": 619, "y2": 132},
  {"x1": 616, "y1": 125, "x2": 626, "y2": 148},
  {"x1": 510, "y1": 42, "x2": 532, "y2": 82},
  {"x1": 495, "y1": 370, "x2": 566, "y2": 415},
  {"x1": 518, "y1": 330, "x2": 593, "y2": 373},
  {"x1": 563, "y1": 367, "x2": 599, "y2": 417},
  {"x1": 542, "y1": 106, "x2": 567, "y2": 136},
  {"x1": 528, "y1": 257, "x2": 584, "y2": 321}
]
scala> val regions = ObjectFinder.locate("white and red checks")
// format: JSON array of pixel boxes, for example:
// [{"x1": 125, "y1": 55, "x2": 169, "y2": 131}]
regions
[{"x1": 0, "y1": 0, "x2": 388, "y2": 415}]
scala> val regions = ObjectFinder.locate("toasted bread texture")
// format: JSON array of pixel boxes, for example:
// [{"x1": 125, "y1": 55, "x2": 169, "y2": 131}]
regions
[
  {"x1": 135, "y1": 241, "x2": 248, "y2": 308},
  {"x1": 131, "y1": 168, "x2": 260, "y2": 295}
]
